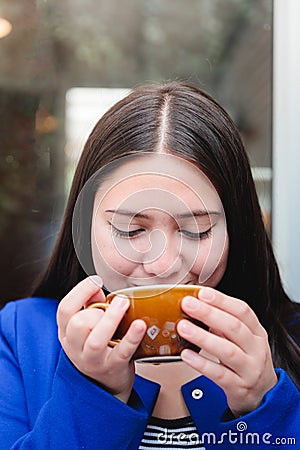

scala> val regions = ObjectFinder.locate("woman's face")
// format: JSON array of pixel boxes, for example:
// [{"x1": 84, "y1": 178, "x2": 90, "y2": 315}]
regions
[{"x1": 90, "y1": 154, "x2": 229, "y2": 292}]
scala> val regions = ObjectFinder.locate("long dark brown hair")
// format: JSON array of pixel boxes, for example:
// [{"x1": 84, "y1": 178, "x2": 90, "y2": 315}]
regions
[{"x1": 33, "y1": 81, "x2": 300, "y2": 388}]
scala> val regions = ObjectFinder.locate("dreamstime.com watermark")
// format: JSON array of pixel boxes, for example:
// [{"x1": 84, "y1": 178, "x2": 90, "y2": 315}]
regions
[{"x1": 157, "y1": 421, "x2": 297, "y2": 446}]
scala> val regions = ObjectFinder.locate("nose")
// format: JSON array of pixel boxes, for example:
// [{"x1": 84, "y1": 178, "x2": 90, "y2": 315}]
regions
[{"x1": 142, "y1": 229, "x2": 182, "y2": 278}]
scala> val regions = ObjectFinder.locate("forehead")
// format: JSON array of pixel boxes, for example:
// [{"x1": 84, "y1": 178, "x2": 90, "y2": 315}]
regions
[{"x1": 95, "y1": 154, "x2": 222, "y2": 212}]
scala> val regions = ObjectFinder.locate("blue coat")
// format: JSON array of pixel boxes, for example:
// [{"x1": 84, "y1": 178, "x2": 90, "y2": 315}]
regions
[{"x1": 0, "y1": 297, "x2": 299, "y2": 449}]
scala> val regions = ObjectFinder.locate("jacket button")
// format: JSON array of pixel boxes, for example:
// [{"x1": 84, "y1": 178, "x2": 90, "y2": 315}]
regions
[{"x1": 191, "y1": 388, "x2": 203, "y2": 400}]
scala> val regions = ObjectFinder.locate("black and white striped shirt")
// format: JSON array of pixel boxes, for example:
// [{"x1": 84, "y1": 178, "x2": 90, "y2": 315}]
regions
[{"x1": 139, "y1": 416, "x2": 205, "y2": 449}]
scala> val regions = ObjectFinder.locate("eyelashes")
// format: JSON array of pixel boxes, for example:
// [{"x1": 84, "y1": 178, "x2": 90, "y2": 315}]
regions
[
  {"x1": 180, "y1": 228, "x2": 213, "y2": 240},
  {"x1": 111, "y1": 225, "x2": 145, "y2": 238},
  {"x1": 110, "y1": 223, "x2": 213, "y2": 240}
]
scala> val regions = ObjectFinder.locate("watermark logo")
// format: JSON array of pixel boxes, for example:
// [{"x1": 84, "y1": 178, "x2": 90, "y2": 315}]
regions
[
  {"x1": 236, "y1": 420, "x2": 247, "y2": 432},
  {"x1": 157, "y1": 421, "x2": 297, "y2": 447}
]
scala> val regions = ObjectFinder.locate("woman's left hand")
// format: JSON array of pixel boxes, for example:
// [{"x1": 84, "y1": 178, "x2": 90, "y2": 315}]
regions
[{"x1": 177, "y1": 287, "x2": 278, "y2": 417}]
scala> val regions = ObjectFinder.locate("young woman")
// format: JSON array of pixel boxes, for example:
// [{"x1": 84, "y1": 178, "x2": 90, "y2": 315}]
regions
[{"x1": 1, "y1": 82, "x2": 299, "y2": 449}]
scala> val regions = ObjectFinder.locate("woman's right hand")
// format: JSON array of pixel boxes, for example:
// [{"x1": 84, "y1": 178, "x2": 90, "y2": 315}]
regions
[{"x1": 56, "y1": 276, "x2": 147, "y2": 403}]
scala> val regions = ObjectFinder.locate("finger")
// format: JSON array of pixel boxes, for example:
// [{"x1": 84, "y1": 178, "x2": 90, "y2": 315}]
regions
[
  {"x1": 198, "y1": 288, "x2": 265, "y2": 337},
  {"x1": 181, "y1": 296, "x2": 257, "y2": 353},
  {"x1": 83, "y1": 295, "x2": 130, "y2": 354},
  {"x1": 178, "y1": 319, "x2": 248, "y2": 374},
  {"x1": 181, "y1": 348, "x2": 240, "y2": 391},
  {"x1": 110, "y1": 320, "x2": 147, "y2": 364},
  {"x1": 57, "y1": 276, "x2": 104, "y2": 336},
  {"x1": 64, "y1": 308, "x2": 104, "y2": 352}
]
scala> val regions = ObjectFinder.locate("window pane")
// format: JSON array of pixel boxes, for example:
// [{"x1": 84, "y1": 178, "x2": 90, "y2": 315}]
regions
[{"x1": 0, "y1": 0, "x2": 272, "y2": 306}]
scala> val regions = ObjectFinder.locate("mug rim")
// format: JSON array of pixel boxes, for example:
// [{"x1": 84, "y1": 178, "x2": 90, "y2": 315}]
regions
[{"x1": 109, "y1": 283, "x2": 202, "y2": 296}]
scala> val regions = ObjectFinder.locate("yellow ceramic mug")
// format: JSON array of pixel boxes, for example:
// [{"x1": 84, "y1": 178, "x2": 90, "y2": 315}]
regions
[{"x1": 87, "y1": 284, "x2": 206, "y2": 363}]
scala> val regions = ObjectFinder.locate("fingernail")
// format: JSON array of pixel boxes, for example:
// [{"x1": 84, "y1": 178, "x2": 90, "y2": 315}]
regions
[
  {"x1": 178, "y1": 320, "x2": 194, "y2": 337},
  {"x1": 133, "y1": 320, "x2": 147, "y2": 334},
  {"x1": 181, "y1": 349, "x2": 196, "y2": 362},
  {"x1": 199, "y1": 287, "x2": 215, "y2": 301},
  {"x1": 183, "y1": 296, "x2": 199, "y2": 310},
  {"x1": 89, "y1": 275, "x2": 103, "y2": 288},
  {"x1": 111, "y1": 295, "x2": 129, "y2": 308}
]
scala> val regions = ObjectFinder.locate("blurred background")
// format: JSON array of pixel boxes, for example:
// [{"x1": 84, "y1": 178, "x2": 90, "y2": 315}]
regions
[{"x1": 0, "y1": 0, "x2": 296, "y2": 308}]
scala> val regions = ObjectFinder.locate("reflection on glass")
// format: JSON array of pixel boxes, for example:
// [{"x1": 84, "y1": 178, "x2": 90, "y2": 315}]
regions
[
  {"x1": 0, "y1": 17, "x2": 12, "y2": 39},
  {"x1": 65, "y1": 88, "x2": 131, "y2": 190}
]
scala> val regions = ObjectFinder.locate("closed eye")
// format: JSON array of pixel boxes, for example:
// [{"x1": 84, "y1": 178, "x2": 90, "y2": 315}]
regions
[
  {"x1": 111, "y1": 224, "x2": 145, "y2": 238},
  {"x1": 180, "y1": 227, "x2": 213, "y2": 240}
]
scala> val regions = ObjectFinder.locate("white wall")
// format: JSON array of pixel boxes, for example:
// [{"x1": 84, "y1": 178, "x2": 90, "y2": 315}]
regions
[{"x1": 273, "y1": 0, "x2": 300, "y2": 301}]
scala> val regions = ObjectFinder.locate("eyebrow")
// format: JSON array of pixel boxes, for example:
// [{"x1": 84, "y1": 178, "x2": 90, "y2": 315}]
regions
[{"x1": 105, "y1": 209, "x2": 221, "y2": 219}]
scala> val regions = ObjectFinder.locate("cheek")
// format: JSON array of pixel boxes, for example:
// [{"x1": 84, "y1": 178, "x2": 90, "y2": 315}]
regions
[
  {"x1": 91, "y1": 226, "x2": 138, "y2": 276},
  {"x1": 188, "y1": 240, "x2": 212, "y2": 273},
  {"x1": 188, "y1": 233, "x2": 229, "y2": 284}
]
